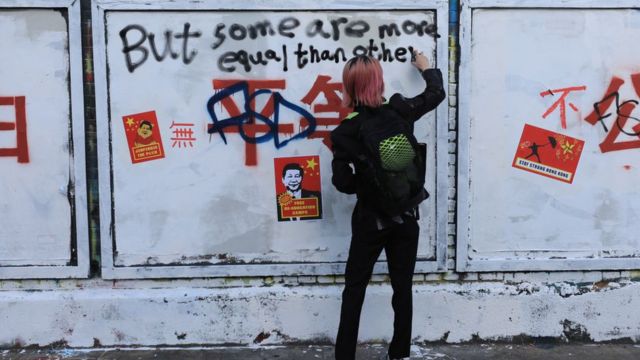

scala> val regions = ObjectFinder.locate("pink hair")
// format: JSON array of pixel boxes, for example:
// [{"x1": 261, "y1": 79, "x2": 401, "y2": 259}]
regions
[{"x1": 341, "y1": 56, "x2": 384, "y2": 108}]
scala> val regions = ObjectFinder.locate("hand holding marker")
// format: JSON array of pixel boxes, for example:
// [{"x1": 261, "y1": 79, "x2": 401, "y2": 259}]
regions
[{"x1": 411, "y1": 48, "x2": 430, "y2": 71}]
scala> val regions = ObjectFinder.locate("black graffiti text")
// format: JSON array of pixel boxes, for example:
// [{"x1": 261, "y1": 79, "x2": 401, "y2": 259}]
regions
[
  {"x1": 218, "y1": 45, "x2": 288, "y2": 73},
  {"x1": 293, "y1": 43, "x2": 347, "y2": 68},
  {"x1": 210, "y1": 17, "x2": 387, "y2": 48},
  {"x1": 295, "y1": 40, "x2": 413, "y2": 69},
  {"x1": 120, "y1": 23, "x2": 202, "y2": 73},
  {"x1": 211, "y1": 17, "x2": 301, "y2": 50},
  {"x1": 305, "y1": 18, "x2": 370, "y2": 40},
  {"x1": 591, "y1": 91, "x2": 640, "y2": 136},
  {"x1": 378, "y1": 20, "x2": 438, "y2": 39}
]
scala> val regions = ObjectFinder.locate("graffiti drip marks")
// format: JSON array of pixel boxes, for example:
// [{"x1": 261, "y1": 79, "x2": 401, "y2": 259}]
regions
[{"x1": 207, "y1": 80, "x2": 316, "y2": 166}]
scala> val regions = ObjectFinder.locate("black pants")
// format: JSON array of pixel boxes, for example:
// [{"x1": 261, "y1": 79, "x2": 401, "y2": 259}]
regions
[{"x1": 335, "y1": 216, "x2": 419, "y2": 360}]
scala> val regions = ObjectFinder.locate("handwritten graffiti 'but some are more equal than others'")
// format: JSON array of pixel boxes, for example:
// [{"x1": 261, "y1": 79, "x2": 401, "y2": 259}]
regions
[{"x1": 118, "y1": 17, "x2": 437, "y2": 73}]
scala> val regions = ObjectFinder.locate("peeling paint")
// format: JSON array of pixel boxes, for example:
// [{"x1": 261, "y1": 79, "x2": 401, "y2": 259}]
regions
[
  {"x1": 1, "y1": 282, "x2": 639, "y2": 347},
  {"x1": 562, "y1": 320, "x2": 592, "y2": 342},
  {"x1": 253, "y1": 332, "x2": 271, "y2": 344}
]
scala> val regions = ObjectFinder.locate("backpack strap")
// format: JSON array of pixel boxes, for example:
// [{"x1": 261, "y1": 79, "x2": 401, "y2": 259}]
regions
[{"x1": 345, "y1": 111, "x2": 359, "y2": 120}]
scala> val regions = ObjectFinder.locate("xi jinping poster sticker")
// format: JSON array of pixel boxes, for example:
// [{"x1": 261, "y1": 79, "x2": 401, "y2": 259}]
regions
[
  {"x1": 274, "y1": 155, "x2": 322, "y2": 221},
  {"x1": 122, "y1": 110, "x2": 165, "y2": 164},
  {"x1": 512, "y1": 124, "x2": 584, "y2": 184}
]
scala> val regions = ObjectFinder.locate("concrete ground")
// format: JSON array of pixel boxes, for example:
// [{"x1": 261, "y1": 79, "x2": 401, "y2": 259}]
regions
[{"x1": 2, "y1": 344, "x2": 640, "y2": 359}]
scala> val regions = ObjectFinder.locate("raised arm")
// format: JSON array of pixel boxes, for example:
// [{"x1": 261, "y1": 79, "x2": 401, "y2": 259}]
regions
[{"x1": 390, "y1": 50, "x2": 446, "y2": 122}]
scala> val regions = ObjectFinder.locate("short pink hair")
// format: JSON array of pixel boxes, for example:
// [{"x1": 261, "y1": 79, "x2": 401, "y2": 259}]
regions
[{"x1": 342, "y1": 56, "x2": 384, "y2": 108}]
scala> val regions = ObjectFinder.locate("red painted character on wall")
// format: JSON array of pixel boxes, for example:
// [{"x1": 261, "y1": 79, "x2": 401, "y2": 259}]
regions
[
  {"x1": 585, "y1": 73, "x2": 640, "y2": 153},
  {"x1": 170, "y1": 121, "x2": 196, "y2": 148},
  {"x1": 540, "y1": 86, "x2": 586, "y2": 129},
  {"x1": 0, "y1": 96, "x2": 29, "y2": 163},
  {"x1": 300, "y1": 75, "x2": 352, "y2": 149}
]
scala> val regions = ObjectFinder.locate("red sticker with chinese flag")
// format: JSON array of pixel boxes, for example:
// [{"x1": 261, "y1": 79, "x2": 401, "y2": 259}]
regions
[
  {"x1": 512, "y1": 124, "x2": 584, "y2": 184},
  {"x1": 122, "y1": 110, "x2": 165, "y2": 164},
  {"x1": 274, "y1": 155, "x2": 322, "y2": 221}
]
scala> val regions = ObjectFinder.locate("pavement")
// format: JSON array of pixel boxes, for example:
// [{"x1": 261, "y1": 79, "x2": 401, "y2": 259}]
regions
[{"x1": 2, "y1": 343, "x2": 640, "y2": 359}]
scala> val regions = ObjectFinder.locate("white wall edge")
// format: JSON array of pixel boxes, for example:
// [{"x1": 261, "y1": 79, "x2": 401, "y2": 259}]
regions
[
  {"x1": 455, "y1": 2, "x2": 473, "y2": 272},
  {"x1": 92, "y1": 0, "x2": 117, "y2": 277},
  {"x1": 95, "y1": 0, "x2": 449, "y2": 11},
  {"x1": 434, "y1": 0, "x2": 450, "y2": 272},
  {"x1": 100, "y1": 260, "x2": 441, "y2": 280},
  {"x1": 0, "y1": 0, "x2": 75, "y2": 8},
  {"x1": 68, "y1": 0, "x2": 90, "y2": 279},
  {"x1": 466, "y1": 0, "x2": 640, "y2": 8},
  {"x1": 462, "y1": 259, "x2": 640, "y2": 272}
]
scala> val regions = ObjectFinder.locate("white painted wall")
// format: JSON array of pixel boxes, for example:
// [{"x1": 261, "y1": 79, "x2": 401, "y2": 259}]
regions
[
  {"x1": 0, "y1": 9, "x2": 71, "y2": 266},
  {"x1": 99, "y1": 8, "x2": 441, "y2": 271},
  {"x1": 458, "y1": 5, "x2": 640, "y2": 270}
]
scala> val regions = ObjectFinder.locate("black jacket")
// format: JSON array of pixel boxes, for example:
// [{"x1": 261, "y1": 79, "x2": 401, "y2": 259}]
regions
[{"x1": 330, "y1": 68, "x2": 446, "y2": 229}]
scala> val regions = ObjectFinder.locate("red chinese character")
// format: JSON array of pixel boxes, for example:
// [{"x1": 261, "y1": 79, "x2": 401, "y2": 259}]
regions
[
  {"x1": 0, "y1": 96, "x2": 29, "y2": 163},
  {"x1": 300, "y1": 75, "x2": 352, "y2": 149},
  {"x1": 170, "y1": 121, "x2": 196, "y2": 148},
  {"x1": 540, "y1": 86, "x2": 587, "y2": 129},
  {"x1": 584, "y1": 74, "x2": 640, "y2": 153},
  {"x1": 211, "y1": 79, "x2": 294, "y2": 166}
]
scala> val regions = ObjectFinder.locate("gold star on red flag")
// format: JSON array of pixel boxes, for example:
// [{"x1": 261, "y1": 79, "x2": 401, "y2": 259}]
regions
[
  {"x1": 306, "y1": 158, "x2": 317, "y2": 171},
  {"x1": 561, "y1": 141, "x2": 575, "y2": 155}
]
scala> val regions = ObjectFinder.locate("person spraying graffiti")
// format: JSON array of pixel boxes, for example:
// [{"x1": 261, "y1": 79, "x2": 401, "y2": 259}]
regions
[{"x1": 330, "y1": 51, "x2": 445, "y2": 360}]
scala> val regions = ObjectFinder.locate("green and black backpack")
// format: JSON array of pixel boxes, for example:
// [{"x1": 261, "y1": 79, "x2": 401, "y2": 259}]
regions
[{"x1": 355, "y1": 105, "x2": 428, "y2": 217}]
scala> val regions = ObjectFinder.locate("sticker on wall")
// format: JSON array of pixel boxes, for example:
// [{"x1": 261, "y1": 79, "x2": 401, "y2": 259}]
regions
[
  {"x1": 274, "y1": 155, "x2": 322, "y2": 221},
  {"x1": 512, "y1": 124, "x2": 584, "y2": 184},
  {"x1": 122, "y1": 110, "x2": 165, "y2": 164}
]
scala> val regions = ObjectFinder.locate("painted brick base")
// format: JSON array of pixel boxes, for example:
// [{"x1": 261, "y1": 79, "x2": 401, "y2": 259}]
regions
[{"x1": 1, "y1": 281, "x2": 639, "y2": 348}]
